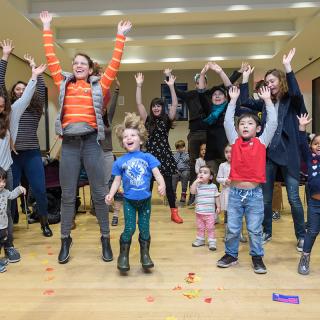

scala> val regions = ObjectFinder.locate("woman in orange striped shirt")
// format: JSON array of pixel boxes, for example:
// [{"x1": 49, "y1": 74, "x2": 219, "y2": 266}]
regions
[{"x1": 40, "y1": 11, "x2": 132, "y2": 265}]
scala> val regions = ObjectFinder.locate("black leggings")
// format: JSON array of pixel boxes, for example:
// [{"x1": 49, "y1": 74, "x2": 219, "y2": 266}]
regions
[{"x1": 150, "y1": 175, "x2": 176, "y2": 208}]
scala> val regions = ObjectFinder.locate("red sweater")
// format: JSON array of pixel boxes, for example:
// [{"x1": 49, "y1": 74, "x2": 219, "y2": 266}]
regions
[{"x1": 229, "y1": 137, "x2": 266, "y2": 183}]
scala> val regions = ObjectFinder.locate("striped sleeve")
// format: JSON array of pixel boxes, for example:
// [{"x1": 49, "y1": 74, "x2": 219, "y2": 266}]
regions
[
  {"x1": 36, "y1": 73, "x2": 46, "y2": 107},
  {"x1": 43, "y1": 30, "x2": 63, "y2": 87},
  {"x1": 0, "y1": 59, "x2": 7, "y2": 90},
  {"x1": 100, "y1": 34, "x2": 126, "y2": 97}
]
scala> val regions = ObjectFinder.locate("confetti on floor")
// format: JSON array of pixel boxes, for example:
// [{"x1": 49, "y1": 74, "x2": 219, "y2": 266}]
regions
[
  {"x1": 165, "y1": 317, "x2": 177, "y2": 320},
  {"x1": 185, "y1": 272, "x2": 201, "y2": 284},
  {"x1": 43, "y1": 289, "x2": 55, "y2": 296},
  {"x1": 41, "y1": 259, "x2": 49, "y2": 265},
  {"x1": 44, "y1": 276, "x2": 55, "y2": 281},
  {"x1": 45, "y1": 267, "x2": 54, "y2": 272},
  {"x1": 183, "y1": 289, "x2": 200, "y2": 299},
  {"x1": 145, "y1": 295, "x2": 155, "y2": 302},
  {"x1": 204, "y1": 297, "x2": 213, "y2": 303},
  {"x1": 172, "y1": 285, "x2": 183, "y2": 291}
]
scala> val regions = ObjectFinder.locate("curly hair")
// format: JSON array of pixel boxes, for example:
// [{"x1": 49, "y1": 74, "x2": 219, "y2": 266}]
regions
[
  {"x1": 264, "y1": 69, "x2": 288, "y2": 100},
  {"x1": 115, "y1": 112, "x2": 148, "y2": 149},
  {"x1": 0, "y1": 86, "x2": 11, "y2": 139},
  {"x1": 11, "y1": 81, "x2": 43, "y2": 115}
]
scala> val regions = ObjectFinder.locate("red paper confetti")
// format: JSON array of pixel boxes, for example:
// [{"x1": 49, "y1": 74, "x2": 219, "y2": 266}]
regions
[
  {"x1": 172, "y1": 285, "x2": 183, "y2": 291},
  {"x1": 46, "y1": 267, "x2": 54, "y2": 272},
  {"x1": 145, "y1": 295, "x2": 155, "y2": 302},
  {"x1": 204, "y1": 297, "x2": 212, "y2": 303},
  {"x1": 43, "y1": 289, "x2": 55, "y2": 296},
  {"x1": 48, "y1": 252, "x2": 54, "y2": 256}
]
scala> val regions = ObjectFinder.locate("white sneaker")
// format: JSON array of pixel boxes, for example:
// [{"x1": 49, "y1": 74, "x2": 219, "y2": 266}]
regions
[
  {"x1": 192, "y1": 238, "x2": 205, "y2": 247},
  {"x1": 208, "y1": 239, "x2": 217, "y2": 251}
]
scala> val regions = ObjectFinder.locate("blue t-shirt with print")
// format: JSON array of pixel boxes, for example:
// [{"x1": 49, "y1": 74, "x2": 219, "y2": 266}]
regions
[{"x1": 112, "y1": 151, "x2": 160, "y2": 200}]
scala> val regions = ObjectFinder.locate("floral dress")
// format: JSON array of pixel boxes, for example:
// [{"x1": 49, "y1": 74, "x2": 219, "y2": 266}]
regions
[{"x1": 145, "y1": 117, "x2": 177, "y2": 176}]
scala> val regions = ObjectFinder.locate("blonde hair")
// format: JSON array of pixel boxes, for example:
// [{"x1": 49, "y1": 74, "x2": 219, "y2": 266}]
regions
[{"x1": 115, "y1": 112, "x2": 148, "y2": 149}]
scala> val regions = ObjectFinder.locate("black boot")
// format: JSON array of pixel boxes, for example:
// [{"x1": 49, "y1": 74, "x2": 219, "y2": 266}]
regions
[
  {"x1": 58, "y1": 236, "x2": 72, "y2": 264},
  {"x1": 139, "y1": 235, "x2": 154, "y2": 270},
  {"x1": 39, "y1": 216, "x2": 53, "y2": 237},
  {"x1": 101, "y1": 236, "x2": 113, "y2": 262},
  {"x1": 117, "y1": 239, "x2": 131, "y2": 272}
]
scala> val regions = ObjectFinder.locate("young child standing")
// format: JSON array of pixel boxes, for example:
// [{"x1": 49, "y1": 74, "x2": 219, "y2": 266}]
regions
[
  {"x1": 172, "y1": 140, "x2": 190, "y2": 203},
  {"x1": 217, "y1": 85, "x2": 277, "y2": 274},
  {"x1": 0, "y1": 167, "x2": 26, "y2": 272},
  {"x1": 106, "y1": 113, "x2": 165, "y2": 272},
  {"x1": 195, "y1": 143, "x2": 206, "y2": 174},
  {"x1": 297, "y1": 114, "x2": 320, "y2": 275},
  {"x1": 217, "y1": 144, "x2": 247, "y2": 243},
  {"x1": 190, "y1": 165, "x2": 220, "y2": 251}
]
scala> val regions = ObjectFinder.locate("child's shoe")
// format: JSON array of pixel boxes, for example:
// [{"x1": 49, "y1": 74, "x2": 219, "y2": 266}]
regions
[
  {"x1": 298, "y1": 253, "x2": 310, "y2": 275},
  {"x1": 111, "y1": 216, "x2": 118, "y2": 226},
  {"x1": 192, "y1": 238, "x2": 205, "y2": 247},
  {"x1": 262, "y1": 232, "x2": 272, "y2": 244},
  {"x1": 171, "y1": 208, "x2": 183, "y2": 224},
  {"x1": 252, "y1": 256, "x2": 267, "y2": 274},
  {"x1": 217, "y1": 254, "x2": 238, "y2": 268},
  {"x1": 208, "y1": 239, "x2": 217, "y2": 251},
  {"x1": 0, "y1": 257, "x2": 8, "y2": 273}
]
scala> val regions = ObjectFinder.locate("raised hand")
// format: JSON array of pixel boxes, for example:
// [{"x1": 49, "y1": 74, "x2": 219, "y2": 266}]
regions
[
  {"x1": 200, "y1": 63, "x2": 210, "y2": 75},
  {"x1": 297, "y1": 113, "x2": 312, "y2": 131},
  {"x1": 117, "y1": 20, "x2": 132, "y2": 36},
  {"x1": 257, "y1": 86, "x2": 271, "y2": 102},
  {"x1": 31, "y1": 64, "x2": 47, "y2": 80},
  {"x1": 209, "y1": 62, "x2": 223, "y2": 74},
  {"x1": 238, "y1": 61, "x2": 249, "y2": 73},
  {"x1": 283, "y1": 48, "x2": 295, "y2": 73},
  {"x1": 164, "y1": 74, "x2": 176, "y2": 86},
  {"x1": 135, "y1": 72, "x2": 144, "y2": 87},
  {"x1": 242, "y1": 65, "x2": 255, "y2": 83},
  {"x1": 164, "y1": 68, "x2": 172, "y2": 76},
  {"x1": 228, "y1": 86, "x2": 240, "y2": 101},
  {"x1": 40, "y1": 11, "x2": 52, "y2": 30},
  {"x1": 24, "y1": 53, "x2": 36, "y2": 68},
  {"x1": 0, "y1": 39, "x2": 14, "y2": 60}
]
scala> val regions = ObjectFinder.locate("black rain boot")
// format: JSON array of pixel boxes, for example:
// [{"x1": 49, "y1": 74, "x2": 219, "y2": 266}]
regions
[
  {"x1": 39, "y1": 216, "x2": 53, "y2": 237},
  {"x1": 101, "y1": 236, "x2": 113, "y2": 262},
  {"x1": 139, "y1": 235, "x2": 154, "y2": 270},
  {"x1": 58, "y1": 236, "x2": 72, "y2": 264},
  {"x1": 117, "y1": 238, "x2": 131, "y2": 272}
]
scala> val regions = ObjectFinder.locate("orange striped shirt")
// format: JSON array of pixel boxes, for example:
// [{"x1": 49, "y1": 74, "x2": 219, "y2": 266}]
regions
[{"x1": 43, "y1": 30, "x2": 125, "y2": 129}]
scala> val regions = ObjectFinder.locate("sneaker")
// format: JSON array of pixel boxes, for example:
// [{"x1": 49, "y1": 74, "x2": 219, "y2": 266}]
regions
[
  {"x1": 298, "y1": 253, "x2": 310, "y2": 275},
  {"x1": 217, "y1": 254, "x2": 238, "y2": 268},
  {"x1": 272, "y1": 211, "x2": 281, "y2": 220},
  {"x1": 208, "y1": 239, "x2": 217, "y2": 251},
  {"x1": 4, "y1": 247, "x2": 21, "y2": 263},
  {"x1": 296, "y1": 238, "x2": 304, "y2": 252},
  {"x1": 111, "y1": 216, "x2": 118, "y2": 226},
  {"x1": 192, "y1": 238, "x2": 205, "y2": 247},
  {"x1": 252, "y1": 256, "x2": 267, "y2": 274},
  {"x1": 0, "y1": 257, "x2": 9, "y2": 266},
  {"x1": 0, "y1": 263, "x2": 6, "y2": 273},
  {"x1": 262, "y1": 233, "x2": 272, "y2": 244}
]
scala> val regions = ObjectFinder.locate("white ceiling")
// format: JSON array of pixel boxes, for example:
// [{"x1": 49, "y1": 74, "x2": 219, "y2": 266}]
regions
[{"x1": 8, "y1": 0, "x2": 320, "y2": 72}]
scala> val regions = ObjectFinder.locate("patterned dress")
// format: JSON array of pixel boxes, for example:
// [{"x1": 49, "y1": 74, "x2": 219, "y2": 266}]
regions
[{"x1": 145, "y1": 117, "x2": 177, "y2": 176}]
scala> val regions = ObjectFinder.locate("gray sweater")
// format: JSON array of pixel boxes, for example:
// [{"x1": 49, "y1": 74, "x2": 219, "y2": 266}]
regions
[
  {"x1": 0, "y1": 79, "x2": 37, "y2": 171},
  {"x1": 0, "y1": 186, "x2": 23, "y2": 229}
]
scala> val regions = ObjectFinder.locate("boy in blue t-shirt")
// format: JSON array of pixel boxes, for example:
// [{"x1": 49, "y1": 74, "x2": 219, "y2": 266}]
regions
[{"x1": 106, "y1": 113, "x2": 165, "y2": 272}]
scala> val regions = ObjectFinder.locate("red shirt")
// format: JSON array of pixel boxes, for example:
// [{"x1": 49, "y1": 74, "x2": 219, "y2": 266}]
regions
[{"x1": 229, "y1": 137, "x2": 266, "y2": 183}]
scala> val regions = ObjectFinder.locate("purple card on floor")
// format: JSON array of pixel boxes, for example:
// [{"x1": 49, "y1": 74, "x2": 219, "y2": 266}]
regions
[{"x1": 272, "y1": 293, "x2": 300, "y2": 304}]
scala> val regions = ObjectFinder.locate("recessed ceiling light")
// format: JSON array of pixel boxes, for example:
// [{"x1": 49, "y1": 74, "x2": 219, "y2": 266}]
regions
[
  {"x1": 164, "y1": 35, "x2": 185, "y2": 40},
  {"x1": 160, "y1": 8, "x2": 188, "y2": 13},
  {"x1": 227, "y1": 5, "x2": 251, "y2": 11},
  {"x1": 100, "y1": 10, "x2": 124, "y2": 15}
]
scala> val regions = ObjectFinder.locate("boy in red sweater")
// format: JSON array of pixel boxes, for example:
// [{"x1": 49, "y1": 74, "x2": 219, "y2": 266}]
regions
[{"x1": 217, "y1": 86, "x2": 277, "y2": 274}]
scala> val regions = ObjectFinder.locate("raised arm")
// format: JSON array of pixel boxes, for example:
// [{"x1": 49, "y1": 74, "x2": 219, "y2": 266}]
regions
[
  {"x1": 99, "y1": 20, "x2": 132, "y2": 98},
  {"x1": 208, "y1": 62, "x2": 232, "y2": 88},
  {"x1": 198, "y1": 63, "x2": 210, "y2": 90},
  {"x1": 24, "y1": 53, "x2": 46, "y2": 106},
  {"x1": 164, "y1": 68, "x2": 188, "y2": 100},
  {"x1": 10, "y1": 64, "x2": 46, "y2": 143},
  {"x1": 135, "y1": 72, "x2": 148, "y2": 122},
  {"x1": 297, "y1": 113, "x2": 312, "y2": 162},
  {"x1": 40, "y1": 11, "x2": 63, "y2": 88},
  {"x1": 257, "y1": 87, "x2": 278, "y2": 147},
  {"x1": 164, "y1": 74, "x2": 178, "y2": 121},
  {"x1": 224, "y1": 86, "x2": 240, "y2": 145},
  {"x1": 0, "y1": 39, "x2": 14, "y2": 89}
]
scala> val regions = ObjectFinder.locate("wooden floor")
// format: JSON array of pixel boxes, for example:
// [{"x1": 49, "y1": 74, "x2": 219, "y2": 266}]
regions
[{"x1": 1, "y1": 186, "x2": 320, "y2": 320}]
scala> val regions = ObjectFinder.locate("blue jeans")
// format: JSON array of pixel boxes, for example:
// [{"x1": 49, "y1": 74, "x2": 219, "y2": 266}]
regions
[
  {"x1": 262, "y1": 160, "x2": 305, "y2": 239},
  {"x1": 60, "y1": 133, "x2": 109, "y2": 238},
  {"x1": 225, "y1": 186, "x2": 264, "y2": 258},
  {"x1": 121, "y1": 197, "x2": 151, "y2": 243},
  {"x1": 303, "y1": 198, "x2": 320, "y2": 253},
  {"x1": 12, "y1": 149, "x2": 48, "y2": 217}
]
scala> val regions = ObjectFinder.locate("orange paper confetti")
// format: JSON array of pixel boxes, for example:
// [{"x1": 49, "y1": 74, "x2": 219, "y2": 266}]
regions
[
  {"x1": 172, "y1": 285, "x2": 183, "y2": 291},
  {"x1": 185, "y1": 272, "x2": 201, "y2": 284},
  {"x1": 46, "y1": 267, "x2": 54, "y2": 272},
  {"x1": 145, "y1": 295, "x2": 155, "y2": 302},
  {"x1": 43, "y1": 289, "x2": 55, "y2": 296}
]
